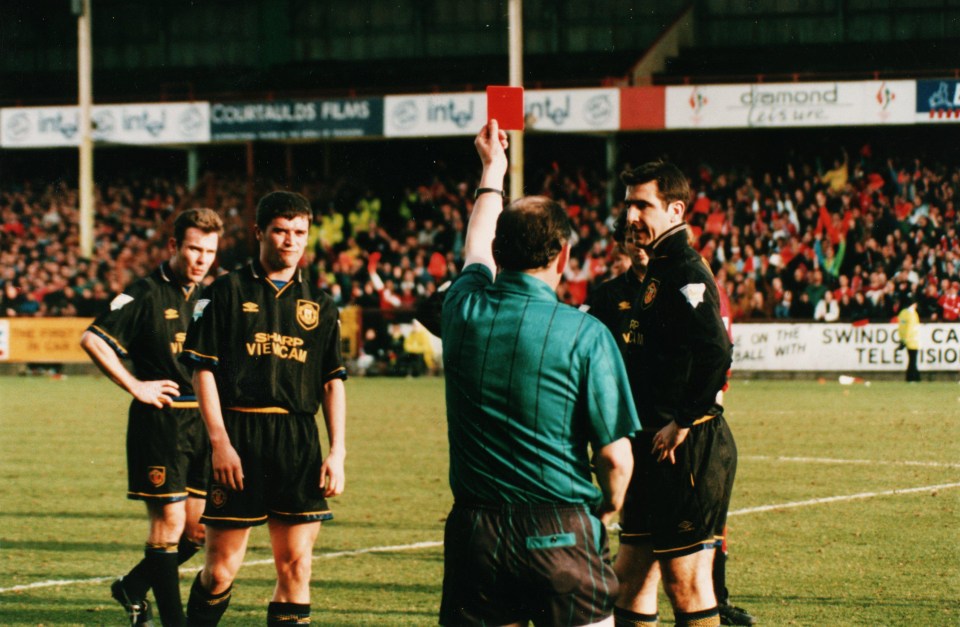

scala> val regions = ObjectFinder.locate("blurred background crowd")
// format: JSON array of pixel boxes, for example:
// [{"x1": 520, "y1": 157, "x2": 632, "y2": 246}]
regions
[{"x1": 3, "y1": 141, "x2": 958, "y2": 328}]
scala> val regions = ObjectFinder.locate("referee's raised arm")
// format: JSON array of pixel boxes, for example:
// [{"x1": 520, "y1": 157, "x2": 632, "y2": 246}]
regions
[{"x1": 462, "y1": 120, "x2": 509, "y2": 276}]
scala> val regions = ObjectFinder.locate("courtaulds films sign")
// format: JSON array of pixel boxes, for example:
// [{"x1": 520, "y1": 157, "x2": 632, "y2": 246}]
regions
[{"x1": 209, "y1": 98, "x2": 383, "y2": 141}]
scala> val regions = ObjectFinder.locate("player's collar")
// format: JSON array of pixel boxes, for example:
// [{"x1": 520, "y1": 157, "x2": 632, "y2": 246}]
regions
[
  {"x1": 158, "y1": 261, "x2": 173, "y2": 283},
  {"x1": 159, "y1": 261, "x2": 198, "y2": 297},
  {"x1": 626, "y1": 268, "x2": 644, "y2": 286},
  {"x1": 650, "y1": 223, "x2": 688, "y2": 254},
  {"x1": 249, "y1": 259, "x2": 303, "y2": 284}
]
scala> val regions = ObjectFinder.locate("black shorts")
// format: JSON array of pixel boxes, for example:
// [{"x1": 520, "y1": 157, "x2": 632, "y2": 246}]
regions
[
  {"x1": 126, "y1": 401, "x2": 209, "y2": 502},
  {"x1": 440, "y1": 501, "x2": 618, "y2": 627},
  {"x1": 201, "y1": 410, "x2": 333, "y2": 528},
  {"x1": 619, "y1": 415, "x2": 737, "y2": 558}
]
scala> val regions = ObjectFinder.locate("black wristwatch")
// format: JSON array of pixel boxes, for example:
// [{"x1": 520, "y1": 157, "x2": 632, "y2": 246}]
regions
[{"x1": 474, "y1": 187, "x2": 505, "y2": 200}]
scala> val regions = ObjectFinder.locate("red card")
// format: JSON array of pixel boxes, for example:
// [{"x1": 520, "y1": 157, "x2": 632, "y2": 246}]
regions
[{"x1": 487, "y1": 86, "x2": 524, "y2": 130}]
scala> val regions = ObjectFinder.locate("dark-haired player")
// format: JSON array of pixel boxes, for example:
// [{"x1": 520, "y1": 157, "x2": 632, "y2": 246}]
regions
[
  {"x1": 82, "y1": 208, "x2": 223, "y2": 626},
  {"x1": 612, "y1": 161, "x2": 736, "y2": 627},
  {"x1": 180, "y1": 191, "x2": 347, "y2": 626},
  {"x1": 580, "y1": 210, "x2": 649, "y2": 345}
]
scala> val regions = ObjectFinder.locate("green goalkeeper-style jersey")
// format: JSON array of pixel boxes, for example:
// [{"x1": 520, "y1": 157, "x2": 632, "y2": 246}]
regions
[{"x1": 441, "y1": 264, "x2": 640, "y2": 508}]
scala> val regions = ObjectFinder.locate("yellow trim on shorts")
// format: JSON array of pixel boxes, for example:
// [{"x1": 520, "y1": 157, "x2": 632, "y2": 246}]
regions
[
  {"x1": 201, "y1": 514, "x2": 269, "y2": 523},
  {"x1": 186, "y1": 487, "x2": 207, "y2": 497},
  {"x1": 227, "y1": 406, "x2": 290, "y2": 414},
  {"x1": 169, "y1": 400, "x2": 199, "y2": 408},
  {"x1": 652, "y1": 539, "x2": 717, "y2": 555},
  {"x1": 270, "y1": 509, "x2": 332, "y2": 518},
  {"x1": 128, "y1": 490, "x2": 189, "y2": 499},
  {"x1": 692, "y1": 414, "x2": 716, "y2": 426},
  {"x1": 619, "y1": 532, "x2": 652, "y2": 539}
]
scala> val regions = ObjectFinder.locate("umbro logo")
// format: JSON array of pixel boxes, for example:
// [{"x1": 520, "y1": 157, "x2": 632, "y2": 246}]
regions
[
  {"x1": 618, "y1": 301, "x2": 631, "y2": 311},
  {"x1": 164, "y1": 308, "x2": 178, "y2": 320},
  {"x1": 243, "y1": 302, "x2": 260, "y2": 313}
]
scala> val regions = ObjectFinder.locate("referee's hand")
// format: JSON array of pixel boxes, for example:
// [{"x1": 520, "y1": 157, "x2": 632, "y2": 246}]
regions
[{"x1": 474, "y1": 119, "x2": 508, "y2": 176}]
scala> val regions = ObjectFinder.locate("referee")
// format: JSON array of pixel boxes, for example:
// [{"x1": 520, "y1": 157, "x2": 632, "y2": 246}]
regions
[
  {"x1": 81, "y1": 208, "x2": 223, "y2": 626},
  {"x1": 180, "y1": 191, "x2": 347, "y2": 626},
  {"x1": 439, "y1": 121, "x2": 639, "y2": 627}
]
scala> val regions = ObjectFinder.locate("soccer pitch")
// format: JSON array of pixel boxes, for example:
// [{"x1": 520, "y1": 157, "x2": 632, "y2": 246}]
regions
[{"x1": 1, "y1": 376, "x2": 958, "y2": 625}]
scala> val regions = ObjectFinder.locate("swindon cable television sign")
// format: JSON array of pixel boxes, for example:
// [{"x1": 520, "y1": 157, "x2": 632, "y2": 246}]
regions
[{"x1": 731, "y1": 322, "x2": 960, "y2": 372}]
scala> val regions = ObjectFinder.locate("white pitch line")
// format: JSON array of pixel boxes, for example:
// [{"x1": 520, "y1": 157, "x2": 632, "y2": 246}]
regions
[
  {"x1": 4, "y1": 483, "x2": 959, "y2": 596},
  {"x1": 742, "y1": 455, "x2": 960, "y2": 469},
  {"x1": 729, "y1": 482, "x2": 960, "y2": 516},
  {"x1": 0, "y1": 540, "x2": 442, "y2": 595}
]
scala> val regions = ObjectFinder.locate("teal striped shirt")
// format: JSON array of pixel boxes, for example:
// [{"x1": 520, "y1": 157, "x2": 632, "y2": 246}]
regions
[{"x1": 442, "y1": 265, "x2": 640, "y2": 507}]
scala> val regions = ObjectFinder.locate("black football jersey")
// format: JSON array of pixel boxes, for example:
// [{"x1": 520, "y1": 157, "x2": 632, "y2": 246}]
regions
[
  {"x1": 181, "y1": 261, "x2": 346, "y2": 415},
  {"x1": 623, "y1": 224, "x2": 731, "y2": 430},
  {"x1": 87, "y1": 262, "x2": 201, "y2": 398}
]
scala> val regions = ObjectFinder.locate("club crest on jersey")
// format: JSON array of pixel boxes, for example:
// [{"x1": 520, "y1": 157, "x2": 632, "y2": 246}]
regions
[
  {"x1": 297, "y1": 299, "x2": 320, "y2": 330},
  {"x1": 147, "y1": 466, "x2": 166, "y2": 487},
  {"x1": 110, "y1": 293, "x2": 134, "y2": 311},
  {"x1": 210, "y1": 486, "x2": 228, "y2": 508},
  {"x1": 641, "y1": 279, "x2": 660, "y2": 309},
  {"x1": 680, "y1": 283, "x2": 706, "y2": 309},
  {"x1": 164, "y1": 308, "x2": 178, "y2": 320}
]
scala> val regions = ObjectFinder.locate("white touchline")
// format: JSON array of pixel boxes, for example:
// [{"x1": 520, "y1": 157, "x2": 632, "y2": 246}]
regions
[
  {"x1": 3, "y1": 483, "x2": 959, "y2": 595},
  {"x1": 728, "y1": 482, "x2": 960, "y2": 516},
  {"x1": 0, "y1": 541, "x2": 443, "y2": 594},
  {"x1": 742, "y1": 455, "x2": 960, "y2": 469}
]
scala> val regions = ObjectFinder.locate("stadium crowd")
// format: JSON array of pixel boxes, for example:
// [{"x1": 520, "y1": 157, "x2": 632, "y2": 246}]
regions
[{"x1": 2, "y1": 144, "x2": 959, "y2": 331}]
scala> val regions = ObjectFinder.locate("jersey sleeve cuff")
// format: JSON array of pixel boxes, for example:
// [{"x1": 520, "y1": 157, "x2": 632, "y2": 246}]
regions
[
  {"x1": 87, "y1": 325, "x2": 129, "y2": 358},
  {"x1": 179, "y1": 349, "x2": 219, "y2": 370},
  {"x1": 322, "y1": 367, "x2": 348, "y2": 383}
]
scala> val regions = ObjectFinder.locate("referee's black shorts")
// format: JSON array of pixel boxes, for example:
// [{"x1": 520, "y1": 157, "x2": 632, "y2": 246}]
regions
[
  {"x1": 619, "y1": 415, "x2": 737, "y2": 558},
  {"x1": 126, "y1": 401, "x2": 209, "y2": 502},
  {"x1": 440, "y1": 501, "x2": 618, "y2": 626},
  {"x1": 201, "y1": 409, "x2": 333, "y2": 528}
]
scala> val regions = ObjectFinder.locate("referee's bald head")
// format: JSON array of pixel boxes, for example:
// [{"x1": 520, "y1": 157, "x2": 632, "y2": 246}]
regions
[{"x1": 492, "y1": 195, "x2": 571, "y2": 272}]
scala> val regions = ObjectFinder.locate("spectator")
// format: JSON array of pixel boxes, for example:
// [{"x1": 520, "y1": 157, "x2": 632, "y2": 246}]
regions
[
  {"x1": 792, "y1": 291, "x2": 814, "y2": 319},
  {"x1": 939, "y1": 281, "x2": 960, "y2": 321},
  {"x1": 813, "y1": 290, "x2": 840, "y2": 322}
]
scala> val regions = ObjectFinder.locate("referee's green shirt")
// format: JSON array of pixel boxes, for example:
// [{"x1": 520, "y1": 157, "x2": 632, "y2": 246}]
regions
[{"x1": 442, "y1": 264, "x2": 640, "y2": 508}]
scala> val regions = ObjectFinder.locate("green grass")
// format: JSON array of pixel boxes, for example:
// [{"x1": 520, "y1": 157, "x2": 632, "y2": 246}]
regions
[{"x1": 1, "y1": 376, "x2": 958, "y2": 625}]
